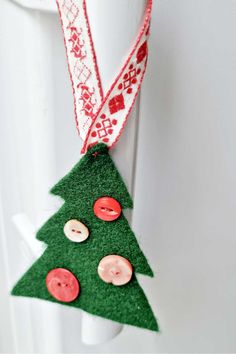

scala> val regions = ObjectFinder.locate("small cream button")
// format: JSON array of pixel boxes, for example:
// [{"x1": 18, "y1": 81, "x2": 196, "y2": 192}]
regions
[{"x1": 64, "y1": 219, "x2": 89, "y2": 242}]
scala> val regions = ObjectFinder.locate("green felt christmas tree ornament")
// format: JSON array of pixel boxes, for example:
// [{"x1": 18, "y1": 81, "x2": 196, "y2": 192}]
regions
[
  {"x1": 12, "y1": 143, "x2": 158, "y2": 331},
  {"x1": 11, "y1": 0, "x2": 158, "y2": 334}
]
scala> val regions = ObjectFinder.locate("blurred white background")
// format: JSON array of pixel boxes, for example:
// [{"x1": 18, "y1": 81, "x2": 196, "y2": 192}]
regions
[{"x1": 1, "y1": 0, "x2": 236, "y2": 353}]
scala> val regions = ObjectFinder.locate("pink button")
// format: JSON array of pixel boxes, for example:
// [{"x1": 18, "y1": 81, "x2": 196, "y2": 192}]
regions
[
  {"x1": 94, "y1": 197, "x2": 121, "y2": 221},
  {"x1": 46, "y1": 268, "x2": 80, "y2": 302},
  {"x1": 98, "y1": 255, "x2": 133, "y2": 286}
]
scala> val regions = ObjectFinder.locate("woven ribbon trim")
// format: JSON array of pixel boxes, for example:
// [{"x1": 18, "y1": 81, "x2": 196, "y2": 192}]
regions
[{"x1": 56, "y1": 0, "x2": 152, "y2": 153}]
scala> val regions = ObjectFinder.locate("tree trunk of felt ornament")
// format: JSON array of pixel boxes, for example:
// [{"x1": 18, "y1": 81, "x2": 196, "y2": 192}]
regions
[{"x1": 11, "y1": 0, "x2": 159, "y2": 335}]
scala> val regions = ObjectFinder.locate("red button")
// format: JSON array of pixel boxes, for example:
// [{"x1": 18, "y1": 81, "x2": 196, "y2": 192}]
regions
[
  {"x1": 93, "y1": 197, "x2": 121, "y2": 221},
  {"x1": 46, "y1": 268, "x2": 80, "y2": 303}
]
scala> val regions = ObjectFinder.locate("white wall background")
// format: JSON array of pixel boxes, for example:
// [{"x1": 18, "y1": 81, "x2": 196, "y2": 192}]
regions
[{"x1": 1, "y1": 0, "x2": 236, "y2": 353}]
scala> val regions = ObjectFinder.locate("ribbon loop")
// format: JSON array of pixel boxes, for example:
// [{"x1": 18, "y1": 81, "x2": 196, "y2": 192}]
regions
[{"x1": 56, "y1": 0, "x2": 152, "y2": 153}]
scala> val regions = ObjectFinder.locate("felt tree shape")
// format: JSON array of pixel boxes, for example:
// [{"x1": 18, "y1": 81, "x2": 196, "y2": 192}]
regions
[{"x1": 12, "y1": 143, "x2": 158, "y2": 331}]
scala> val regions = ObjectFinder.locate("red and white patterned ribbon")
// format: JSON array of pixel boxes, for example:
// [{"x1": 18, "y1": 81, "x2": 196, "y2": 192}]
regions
[{"x1": 56, "y1": 0, "x2": 152, "y2": 153}]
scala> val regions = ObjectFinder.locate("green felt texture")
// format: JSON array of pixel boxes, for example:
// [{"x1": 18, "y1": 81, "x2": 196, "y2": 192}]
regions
[{"x1": 12, "y1": 143, "x2": 158, "y2": 331}]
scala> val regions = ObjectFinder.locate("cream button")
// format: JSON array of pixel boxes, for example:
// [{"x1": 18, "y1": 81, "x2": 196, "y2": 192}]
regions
[
  {"x1": 98, "y1": 255, "x2": 133, "y2": 286},
  {"x1": 64, "y1": 219, "x2": 89, "y2": 242}
]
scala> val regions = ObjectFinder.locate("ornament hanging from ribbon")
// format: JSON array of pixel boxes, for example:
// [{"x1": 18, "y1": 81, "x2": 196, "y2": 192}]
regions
[{"x1": 11, "y1": 0, "x2": 159, "y2": 332}]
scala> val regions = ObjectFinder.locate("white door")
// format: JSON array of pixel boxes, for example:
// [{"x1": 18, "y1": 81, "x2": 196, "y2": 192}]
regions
[{"x1": 1, "y1": 0, "x2": 236, "y2": 352}]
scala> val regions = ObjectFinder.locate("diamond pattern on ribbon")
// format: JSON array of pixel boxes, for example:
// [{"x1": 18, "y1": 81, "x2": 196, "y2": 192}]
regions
[
  {"x1": 136, "y1": 41, "x2": 147, "y2": 63},
  {"x1": 69, "y1": 27, "x2": 86, "y2": 60},
  {"x1": 74, "y1": 62, "x2": 91, "y2": 84},
  {"x1": 90, "y1": 114, "x2": 117, "y2": 142},
  {"x1": 123, "y1": 67, "x2": 137, "y2": 89},
  {"x1": 117, "y1": 64, "x2": 142, "y2": 95},
  {"x1": 109, "y1": 93, "x2": 125, "y2": 115},
  {"x1": 78, "y1": 84, "x2": 96, "y2": 118},
  {"x1": 62, "y1": 0, "x2": 79, "y2": 25},
  {"x1": 97, "y1": 119, "x2": 112, "y2": 138}
]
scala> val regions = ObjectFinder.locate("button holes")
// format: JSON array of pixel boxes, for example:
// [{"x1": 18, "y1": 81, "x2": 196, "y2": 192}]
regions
[
  {"x1": 100, "y1": 206, "x2": 113, "y2": 212},
  {"x1": 100, "y1": 206, "x2": 118, "y2": 216},
  {"x1": 71, "y1": 229, "x2": 82, "y2": 234}
]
